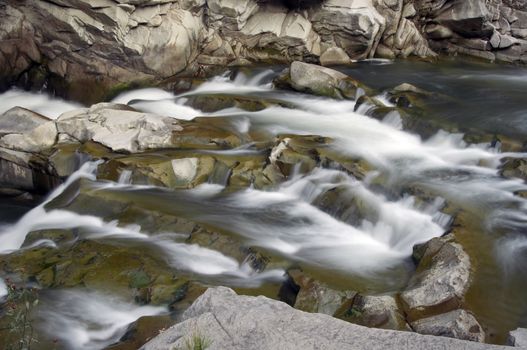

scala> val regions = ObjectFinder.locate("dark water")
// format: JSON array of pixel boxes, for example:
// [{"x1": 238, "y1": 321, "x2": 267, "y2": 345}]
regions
[{"x1": 340, "y1": 59, "x2": 527, "y2": 139}]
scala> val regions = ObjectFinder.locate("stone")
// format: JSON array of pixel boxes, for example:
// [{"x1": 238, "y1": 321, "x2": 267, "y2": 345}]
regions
[
  {"x1": 400, "y1": 234, "x2": 471, "y2": 321},
  {"x1": 308, "y1": 0, "x2": 386, "y2": 60},
  {"x1": 288, "y1": 61, "x2": 349, "y2": 98},
  {"x1": 207, "y1": 0, "x2": 259, "y2": 31},
  {"x1": 508, "y1": 328, "x2": 527, "y2": 347},
  {"x1": 335, "y1": 293, "x2": 409, "y2": 331},
  {"x1": 291, "y1": 270, "x2": 355, "y2": 316},
  {"x1": 426, "y1": 24, "x2": 454, "y2": 40},
  {"x1": 0, "y1": 107, "x2": 51, "y2": 136},
  {"x1": 0, "y1": 121, "x2": 57, "y2": 153},
  {"x1": 141, "y1": 287, "x2": 510, "y2": 350},
  {"x1": 56, "y1": 103, "x2": 182, "y2": 153},
  {"x1": 411, "y1": 309, "x2": 485, "y2": 343},
  {"x1": 320, "y1": 47, "x2": 352, "y2": 66},
  {"x1": 240, "y1": 7, "x2": 321, "y2": 61}
]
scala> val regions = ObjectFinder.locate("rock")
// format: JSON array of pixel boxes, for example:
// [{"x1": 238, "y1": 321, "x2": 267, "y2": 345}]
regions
[
  {"x1": 56, "y1": 103, "x2": 183, "y2": 153},
  {"x1": 0, "y1": 2, "x2": 204, "y2": 103},
  {"x1": 508, "y1": 328, "x2": 527, "y2": 347},
  {"x1": 308, "y1": 0, "x2": 386, "y2": 60},
  {"x1": 141, "y1": 287, "x2": 510, "y2": 350},
  {"x1": 240, "y1": 7, "x2": 321, "y2": 61},
  {"x1": 320, "y1": 47, "x2": 352, "y2": 66},
  {"x1": 392, "y1": 83, "x2": 431, "y2": 95},
  {"x1": 207, "y1": 0, "x2": 259, "y2": 31},
  {"x1": 434, "y1": 0, "x2": 491, "y2": 38},
  {"x1": 400, "y1": 234, "x2": 471, "y2": 321},
  {"x1": 291, "y1": 270, "x2": 355, "y2": 316},
  {"x1": 0, "y1": 107, "x2": 51, "y2": 136},
  {"x1": 411, "y1": 309, "x2": 485, "y2": 343},
  {"x1": 335, "y1": 293, "x2": 409, "y2": 331},
  {"x1": 0, "y1": 121, "x2": 57, "y2": 153},
  {"x1": 0, "y1": 146, "x2": 60, "y2": 193},
  {"x1": 286, "y1": 61, "x2": 363, "y2": 99},
  {"x1": 426, "y1": 24, "x2": 454, "y2": 40}
]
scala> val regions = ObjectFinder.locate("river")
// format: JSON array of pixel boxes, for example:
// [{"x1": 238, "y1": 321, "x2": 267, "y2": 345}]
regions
[{"x1": 0, "y1": 59, "x2": 526, "y2": 348}]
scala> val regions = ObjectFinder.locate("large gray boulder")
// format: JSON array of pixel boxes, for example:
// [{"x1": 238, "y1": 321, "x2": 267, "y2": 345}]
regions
[
  {"x1": 0, "y1": 0, "x2": 204, "y2": 102},
  {"x1": 56, "y1": 103, "x2": 183, "y2": 153},
  {"x1": 509, "y1": 328, "x2": 527, "y2": 347},
  {"x1": 0, "y1": 107, "x2": 50, "y2": 136},
  {"x1": 141, "y1": 287, "x2": 510, "y2": 350}
]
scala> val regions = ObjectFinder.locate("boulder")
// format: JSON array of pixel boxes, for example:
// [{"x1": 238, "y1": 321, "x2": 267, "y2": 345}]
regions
[
  {"x1": 335, "y1": 293, "x2": 409, "y2": 331},
  {"x1": 320, "y1": 47, "x2": 352, "y2": 66},
  {"x1": 400, "y1": 234, "x2": 471, "y2": 321},
  {"x1": 207, "y1": 0, "x2": 259, "y2": 31},
  {"x1": 0, "y1": 147, "x2": 60, "y2": 193},
  {"x1": 0, "y1": 121, "x2": 57, "y2": 153},
  {"x1": 240, "y1": 7, "x2": 321, "y2": 61},
  {"x1": 0, "y1": 107, "x2": 50, "y2": 136},
  {"x1": 56, "y1": 103, "x2": 183, "y2": 153},
  {"x1": 411, "y1": 309, "x2": 485, "y2": 343},
  {"x1": 141, "y1": 287, "x2": 510, "y2": 350},
  {"x1": 508, "y1": 328, "x2": 527, "y2": 347},
  {"x1": 291, "y1": 270, "x2": 355, "y2": 316},
  {"x1": 284, "y1": 61, "x2": 364, "y2": 99},
  {"x1": 0, "y1": 1, "x2": 204, "y2": 103},
  {"x1": 308, "y1": 0, "x2": 386, "y2": 60}
]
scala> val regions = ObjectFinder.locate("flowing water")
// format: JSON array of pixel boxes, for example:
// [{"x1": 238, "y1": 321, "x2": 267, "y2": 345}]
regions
[{"x1": 0, "y1": 60, "x2": 527, "y2": 347}]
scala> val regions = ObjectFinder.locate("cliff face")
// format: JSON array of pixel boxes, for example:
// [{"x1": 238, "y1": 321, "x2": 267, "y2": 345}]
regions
[{"x1": 0, "y1": 0, "x2": 526, "y2": 99}]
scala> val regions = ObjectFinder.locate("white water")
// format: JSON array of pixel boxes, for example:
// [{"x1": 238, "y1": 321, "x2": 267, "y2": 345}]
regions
[
  {"x1": 36, "y1": 289, "x2": 166, "y2": 350},
  {"x1": 0, "y1": 277, "x2": 7, "y2": 301},
  {"x1": 0, "y1": 89, "x2": 81, "y2": 119},
  {"x1": 0, "y1": 163, "x2": 283, "y2": 286}
]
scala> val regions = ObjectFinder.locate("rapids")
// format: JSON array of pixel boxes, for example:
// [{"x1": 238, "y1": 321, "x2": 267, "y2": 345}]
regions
[{"x1": 1, "y1": 60, "x2": 527, "y2": 347}]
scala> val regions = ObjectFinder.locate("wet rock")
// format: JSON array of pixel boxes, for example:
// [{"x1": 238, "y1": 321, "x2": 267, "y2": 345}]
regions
[
  {"x1": 500, "y1": 157, "x2": 527, "y2": 181},
  {"x1": 0, "y1": 146, "x2": 60, "y2": 193},
  {"x1": 401, "y1": 234, "x2": 471, "y2": 321},
  {"x1": 108, "y1": 315, "x2": 176, "y2": 350},
  {"x1": 411, "y1": 309, "x2": 485, "y2": 343},
  {"x1": 291, "y1": 270, "x2": 355, "y2": 316},
  {"x1": 336, "y1": 293, "x2": 410, "y2": 331},
  {"x1": 508, "y1": 328, "x2": 527, "y2": 347}
]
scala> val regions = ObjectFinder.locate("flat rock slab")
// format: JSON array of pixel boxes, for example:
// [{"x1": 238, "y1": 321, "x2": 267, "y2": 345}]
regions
[{"x1": 141, "y1": 287, "x2": 513, "y2": 350}]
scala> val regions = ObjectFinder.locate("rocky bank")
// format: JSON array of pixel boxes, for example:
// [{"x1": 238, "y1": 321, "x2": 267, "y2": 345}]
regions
[
  {"x1": 141, "y1": 286, "x2": 526, "y2": 349},
  {"x1": 1, "y1": 0, "x2": 527, "y2": 102}
]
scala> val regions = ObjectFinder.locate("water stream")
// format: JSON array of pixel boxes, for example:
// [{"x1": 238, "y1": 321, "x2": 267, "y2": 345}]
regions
[{"x1": 1, "y1": 60, "x2": 527, "y2": 347}]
